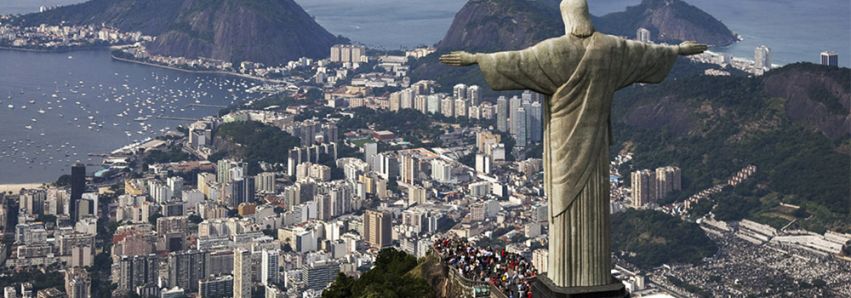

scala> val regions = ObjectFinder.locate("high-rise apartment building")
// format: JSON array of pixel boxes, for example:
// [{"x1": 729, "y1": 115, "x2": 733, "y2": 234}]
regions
[
  {"x1": 440, "y1": 97, "x2": 455, "y2": 117},
  {"x1": 233, "y1": 248, "x2": 252, "y2": 298},
  {"x1": 408, "y1": 185, "x2": 428, "y2": 206},
  {"x1": 632, "y1": 166, "x2": 682, "y2": 207},
  {"x1": 330, "y1": 44, "x2": 366, "y2": 64},
  {"x1": 476, "y1": 131, "x2": 501, "y2": 155},
  {"x1": 636, "y1": 27, "x2": 651, "y2": 43},
  {"x1": 167, "y1": 250, "x2": 208, "y2": 293},
  {"x1": 496, "y1": 96, "x2": 509, "y2": 132},
  {"x1": 754, "y1": 45, "x2": 771, "y2": 73},
  {"x1": 528, "y1": 101, "x2": 543, "y2": 143},
  {"x1": 654, "y1": 166, "x2": 682, "y2": 199},
  {"x1": 64, "y1": 267, "x2": 90, "y2": 298},
  {"x1": 820, "y1": 51, "x2": 839, "y2": 67},
  {"x1": 377, "y1": 153, "x2": 399, "y2": 180},
  {"x1": 513, "y1": 107, "x2": 528, "y2": 147},
  {"x1": 414, "y1": 95, "x2": 427, "y2": 113},
  {"x1": 70, "y1": 163, "x2": 85, "y2": 223},
  {"x1": 302, "y1": 260, "x2": 340, "y2": 291},
  {"x1": 261, "y1": 249, "x2": 280, "y2": 286},
  {"x1": 399, "y1": 153, "x2": 421, "y2": 185},
  {"x1": 199, "y1": 275, "x2": 233, "y2": 298},
  {"x1": 475, "y1": 153, "x2": 492, "y2": 174},
  {"x1": 467, "y1": 85, "x2": 480, "y2": 106},
  {"x1": 453, "y1": 84, "x2": 467, "y2": 100},
  {"x1": 631, "y1": 170, "x2": 656, "y2": 208},
  {"x1": 363, "y1": 210, "x2": 392, "y2": 248},
  {"x1": 431, "y1": 159, "x2": 453, "y2": 183},
  {"x1": 509, "y1": 96, "x2": 522, "y2": 136},
  {"x1": 427, "y1": 95, "x2": 441, "y2": 115},
  {"x1": 115, "y1": 254, "x2": 159, "y2": 292},
  {"x1": 166, "y1": 176, "x2": 184, "y2": 200},
  {"x1": 454, "y1": 98, "x2": 468, "y2": 118},
  {"x1": 255, "y1": 172, "x2": 276, "y2": 194}
]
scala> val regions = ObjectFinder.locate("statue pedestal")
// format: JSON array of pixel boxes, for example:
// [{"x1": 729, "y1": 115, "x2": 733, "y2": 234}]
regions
[{"x1": 532, "y1": 274, "x2": 628, "y2": 298}]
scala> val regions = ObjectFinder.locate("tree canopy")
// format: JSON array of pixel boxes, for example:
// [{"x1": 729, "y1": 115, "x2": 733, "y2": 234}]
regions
[
  {"x1": 214, "y1": 121, "x2": 301, "y2": 174},
  {"x1": 323, "y1": 248, "x2": 432, "y2": 298},
  {"x1": 612, "y1": 209, "x2": 717, "y2": 269}
]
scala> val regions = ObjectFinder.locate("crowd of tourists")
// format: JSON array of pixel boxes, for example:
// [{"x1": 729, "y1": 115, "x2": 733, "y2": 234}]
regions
[{"x1": 434, "y1": 237, "x2": 537, "y2": 298}]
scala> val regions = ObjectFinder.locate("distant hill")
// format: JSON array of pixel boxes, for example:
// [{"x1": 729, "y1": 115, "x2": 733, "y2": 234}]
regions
[
  {"x1": 412, "y1": 0, "x2": 737, "y2": 95},
  {"x1": 613, "y1": 63, "x2": 850, "y2": 232},
  {"x1": 14, "y1": 0, "x2": 182, "y2": 35},
  {"x1": 762, "y1": 64, "x2": 851, "y2": 139},
  {"x1": 15, "y1": 0, "x2": 344, "y2": 64},
  {"x1": 324, "y1": 248, "x2": 432, "y2": 297},
  {"x1": 612, "y1": 209, "x2": 718, "y2": 268},
  {"x1": 436, "y1": 0, "x2": 563, "y2": 53},
  {"x1": 596, "y1": 0, "x2": 738, "y2": 47}
]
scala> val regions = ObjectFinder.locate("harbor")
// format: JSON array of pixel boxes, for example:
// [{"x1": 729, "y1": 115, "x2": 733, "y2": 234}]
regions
[{"x1": 0, "y1": 49, "x2": 265, "y2": 183}]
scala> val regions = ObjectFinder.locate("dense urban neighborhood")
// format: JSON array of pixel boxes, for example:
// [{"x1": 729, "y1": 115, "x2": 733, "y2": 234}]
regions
[{"x1": 0, "y1": 3, "x2": 849, "y2": 298}]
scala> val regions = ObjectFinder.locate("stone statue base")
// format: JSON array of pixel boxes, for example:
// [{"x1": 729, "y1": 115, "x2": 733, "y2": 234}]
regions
[{"x1": 532, "y1": 274, "x2": 629, "y2": 298}]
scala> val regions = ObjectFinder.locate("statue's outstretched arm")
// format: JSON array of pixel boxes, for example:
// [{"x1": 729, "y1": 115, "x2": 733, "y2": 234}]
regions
[{"x1": 676, "y1": 41, "x2": 709, "y2": 56}]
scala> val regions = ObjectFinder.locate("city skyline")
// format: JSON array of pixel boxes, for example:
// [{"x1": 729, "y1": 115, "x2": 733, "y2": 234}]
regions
[{"x1": 0, "y1": 0, "x2": 848, "y2": 297}]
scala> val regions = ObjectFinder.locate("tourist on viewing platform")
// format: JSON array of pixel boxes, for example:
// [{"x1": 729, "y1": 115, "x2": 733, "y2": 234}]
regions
[{"x1": 435, "y1": 237, "x2": 537, "y2": 298}]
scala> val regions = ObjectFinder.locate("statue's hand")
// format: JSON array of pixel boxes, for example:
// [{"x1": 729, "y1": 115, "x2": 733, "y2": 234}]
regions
[
  {"x1": 677, "y1": 41, "x2": 709, "y2": 56},
  {"x1": 439, "y1": 51, "x2": 478, "y2": 66}
]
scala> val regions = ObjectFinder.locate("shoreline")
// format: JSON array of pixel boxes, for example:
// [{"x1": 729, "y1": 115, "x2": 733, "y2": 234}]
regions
[
  {"x1": 109, "y1": 54, "x2": 287, "y2": 84},
  {"x1": 0, "y1": 183, "x2": 49, "y2": 194},
  {"x1": 0, "y1": 44, "x2": 113, "y2": 54},
  {"x1": 0, "y1": 45, "x2": 287, "y2": 84}
]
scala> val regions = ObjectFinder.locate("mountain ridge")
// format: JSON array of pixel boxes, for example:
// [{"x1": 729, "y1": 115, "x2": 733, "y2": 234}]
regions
[
  {"x1": 612, "y1": 63, "x2": 850, "y2": 232},
  {"x1": 436, "y1": 0, "x2": 737, "y2": 53},
  {"x1": 413, "y1": 0, "x2": 738, "y2": 96},
  {"x1": 596, "y1": 0, "x2": 738, "y2": 47},
  {"x1": 14, "y1": 0, "x2": 344, "y2": 64}
]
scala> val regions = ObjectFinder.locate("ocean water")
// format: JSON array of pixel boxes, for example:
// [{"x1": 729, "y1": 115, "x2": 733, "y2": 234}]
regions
[
  {"x1": 0, "y1": 0, "x2": 847, "y2": 182},
  {"x1": 0, "y1": 50, "x2": 262, "y2": 183},
  {"x1": 0, "y1": 0, "x2": 83, "y2": 14}
]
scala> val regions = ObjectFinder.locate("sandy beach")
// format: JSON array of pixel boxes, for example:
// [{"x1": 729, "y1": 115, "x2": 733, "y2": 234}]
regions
[{"x1": 0, "y1": 183, "x2": 48, "y2": 194}]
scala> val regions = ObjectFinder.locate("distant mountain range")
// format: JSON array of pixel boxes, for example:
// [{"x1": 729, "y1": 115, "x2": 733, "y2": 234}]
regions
[
  {"x1": 15, "y1": 0, "x2": 345, "y2": 65},
  {"x1": 413, "y1": 0, "x2": 738, "y2": 92},
  {"x1": 15, "y1": 0, "x2": 735, "y2": 67},
  {"x1": 595, "y1": 0, "x2": 738, "y2": 47},
  {"x1": 437, "y1": 0, "x2": 736, "y2": 52}
]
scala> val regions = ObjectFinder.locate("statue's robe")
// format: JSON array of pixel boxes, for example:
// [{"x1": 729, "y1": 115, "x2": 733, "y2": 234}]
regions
[{"x1": 477, "y1": 32, "x2": 678, "y2": 287}]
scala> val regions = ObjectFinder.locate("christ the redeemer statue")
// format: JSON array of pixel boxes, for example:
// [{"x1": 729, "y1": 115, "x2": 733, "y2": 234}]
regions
[{"x1": 440, "y1": 0, "x2": 707, "y2": 293}]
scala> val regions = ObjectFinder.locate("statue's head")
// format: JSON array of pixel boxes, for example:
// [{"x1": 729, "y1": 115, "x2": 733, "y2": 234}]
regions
[{"x1": 561, "y1": 0, "x2": 595, "y2": 38}]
